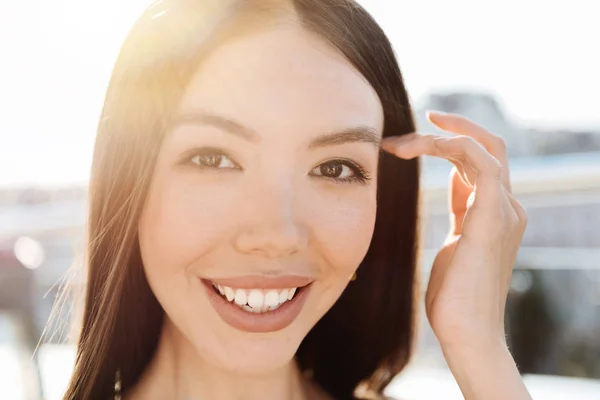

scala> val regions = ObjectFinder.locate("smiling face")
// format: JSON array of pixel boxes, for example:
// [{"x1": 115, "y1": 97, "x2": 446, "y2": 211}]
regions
[{"x1": 138, "y1": 22, "x2": 384, "y2": 374}]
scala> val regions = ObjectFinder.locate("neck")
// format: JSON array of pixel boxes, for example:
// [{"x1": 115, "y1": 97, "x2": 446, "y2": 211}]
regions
[{"x1": 126, "y1": 320, "x2": 310, "y2": 400}]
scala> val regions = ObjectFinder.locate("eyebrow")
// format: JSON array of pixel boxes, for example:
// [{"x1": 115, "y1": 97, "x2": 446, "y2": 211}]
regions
[
  {"x1": 173, "y1": 110, "x2": 382, "y2": 149},
  {"x1": 308, "y1": 126, "x2": 381, "y2": 149}
]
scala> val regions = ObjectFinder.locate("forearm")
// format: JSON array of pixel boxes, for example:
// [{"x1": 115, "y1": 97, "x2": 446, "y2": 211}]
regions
[{"x1": 442, "y1": 343, "x2": 532, "y2": 400}]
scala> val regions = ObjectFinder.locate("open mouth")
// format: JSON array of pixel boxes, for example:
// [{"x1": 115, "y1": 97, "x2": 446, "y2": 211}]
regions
[
  {"x1": 209, "y1": 282, "x2": 303, "y2": 314},
  {"x1": 200, "y1": 277, "x2": 313, "y2": 333}
]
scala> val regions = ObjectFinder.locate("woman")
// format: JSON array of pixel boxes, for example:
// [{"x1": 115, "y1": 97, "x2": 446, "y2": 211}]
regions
[{"x1": 62, "y1": 0, "x2": 531, "y2": 399}]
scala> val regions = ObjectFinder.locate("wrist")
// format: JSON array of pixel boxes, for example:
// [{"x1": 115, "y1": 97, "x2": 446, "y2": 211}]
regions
[
  {"x1": 440, "y1": 334, "x2": 508, "y2": 360},
  {"x1": 441, "y1": 343, "x2": 531, "y2": 400}
]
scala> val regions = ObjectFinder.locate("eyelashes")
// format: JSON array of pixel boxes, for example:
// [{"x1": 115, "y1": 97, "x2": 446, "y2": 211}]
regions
[
  {"x1": 188, "y1": 147, "x2": 240, "y2": 170},
  {"x1": 183, "y1": 147, "x2": 371, "y2": 185},
  {"x1": 308, "y1": 159, "x2": 370, "y2": 184}
]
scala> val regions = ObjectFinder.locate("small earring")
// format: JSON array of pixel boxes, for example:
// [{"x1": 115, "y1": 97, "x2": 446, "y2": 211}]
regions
[{"x1": 351, "y1": 272, "x2": 357, "y2": 281}]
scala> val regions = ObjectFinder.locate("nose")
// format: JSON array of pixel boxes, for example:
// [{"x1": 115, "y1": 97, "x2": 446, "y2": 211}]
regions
[{"x1": 232, "y1": 180, "x2": 308, "y2": 259}]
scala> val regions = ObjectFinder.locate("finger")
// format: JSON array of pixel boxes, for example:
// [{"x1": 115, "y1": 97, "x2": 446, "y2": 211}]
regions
[
  {"x1": 505, "y1": 189, "x2": 528, "y2": 233},
  {"x1": 440, "y1": 137, "x2": 504, "y2": 239},
  {"x1": 427, "y1": 111, "x2": 512, "y2": 193},
  {"x1": 382, "y1": 133, "x2": 503, "y2": 182},
  {"x1": 382, "y1": 133, "x2": 466, "y2": 163},
  {"x1": 433, "y1": 136, "x2": 504, "y2": 211},
  {"x1": 434, "y1": 135, "x2": 502, "y2": 179},
  {"x1": 449, "y1": 157, "x2": 478, "y2": 189},
  {"x1": 381, "y1": 133, "x2": 434, "y2": 159},
  {"x1": 382, "y1": 133, "x2": 491, "y2": 193},
  {"x1": 459, "y1": 187, "x2": 514, "y2": 247},
  {"x1": 449, "y1": 162, "x2": 472, "y2": 188},
  {"x1": 466, "y1": 185, "x2": 526, "y2": 238},
  {"x1": 449, "y1": 167, "x2": 471, "y2": 234},
  {"x1": 382, "y1": 132, "x2": 505, "y2": 217}
]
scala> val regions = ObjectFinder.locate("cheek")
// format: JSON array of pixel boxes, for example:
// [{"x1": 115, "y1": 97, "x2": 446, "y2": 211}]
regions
[
  {"x1": 308, "y1": 187, "x2": 377, "y2": 277},
  {"x1": 138, "y1": 173, "x2": 237, "y2": 278},
  {"x1": 297, "y1": 186, "x2": 376, "y2": 320}
]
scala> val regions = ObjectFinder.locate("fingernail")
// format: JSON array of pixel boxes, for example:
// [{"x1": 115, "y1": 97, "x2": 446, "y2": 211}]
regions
[
  {"x1": 382, "y1": 134, "x2": 416, "y2": 147},
  {"x1": 426, "y1": 110, "x2": 447, "y2": 119}
]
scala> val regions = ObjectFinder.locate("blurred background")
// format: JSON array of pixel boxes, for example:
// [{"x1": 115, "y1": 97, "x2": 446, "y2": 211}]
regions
[{"x1": 1, "y1": 0, "x2": 599, "y2": 399}]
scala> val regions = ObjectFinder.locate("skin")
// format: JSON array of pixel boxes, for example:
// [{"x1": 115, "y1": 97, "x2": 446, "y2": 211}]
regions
[
  {"x1": 132, "y1": 19, "x2": 532, "y2": 400},
  {"x1": 134, "y1": 23, "x2": 382, "y2": 400}
]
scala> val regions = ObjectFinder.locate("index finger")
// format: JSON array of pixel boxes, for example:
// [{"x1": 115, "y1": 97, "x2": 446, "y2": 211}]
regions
[{"x1": 427, "y1": 111, "x2": 512, "y2": 193}]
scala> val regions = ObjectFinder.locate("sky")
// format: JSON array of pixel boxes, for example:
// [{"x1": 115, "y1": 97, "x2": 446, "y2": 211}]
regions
[{"x1": 0, "y1": 0, "x2": 599, "y2": 187}]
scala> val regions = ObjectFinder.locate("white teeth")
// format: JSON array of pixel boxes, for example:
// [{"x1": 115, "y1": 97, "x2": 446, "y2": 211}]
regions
[
  {"x1": 234, "y1": 289, "x2": 247, "y2": 305},
  {"x1": 278, "y1": 289, "x2": 288, "y2": 304},
  {"x1": 265, "y1": 290, "x2": 280, "y2": 308},
  {"x1": 224, "y1": 287, "x2": 235, "y2": 301},
  {"x1": 212, "y1": 283, "x2": 301, "y2": 314},
  {"x1": 287, "y1": 287, "x2": 296, "y2": 300},
  {"x1": 247, "y1": 290, "x2": 264, "y2": 309}
]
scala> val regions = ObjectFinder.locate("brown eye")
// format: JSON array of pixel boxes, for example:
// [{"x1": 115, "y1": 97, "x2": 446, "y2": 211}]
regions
[
  {"x1": 194, "y1": 154, "x2": 222, "y2": 167},
  {"x1": 310, "y1": 159, "x2": 370, "y2": 184},
  {"x1": 319, "y1": 162, "x2": 344, "y2": 178},
  {"x1": 190, "y1": 151, "x2": 237, "y2": 169}
]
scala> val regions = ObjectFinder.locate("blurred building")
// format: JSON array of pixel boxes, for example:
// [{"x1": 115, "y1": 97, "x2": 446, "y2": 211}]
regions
[
  {"x1": 414, "y1": 90, "x2": 600, "y2": 159},
  {"x1": 414, "y1": 91, "x2": 535, "y2": 157},
  {"x1": 527, "y1": 127, "x2": 600, "y2": 155}
]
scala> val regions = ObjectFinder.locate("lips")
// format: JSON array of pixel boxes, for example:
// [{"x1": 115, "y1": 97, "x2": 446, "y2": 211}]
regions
[{"x1": 201, "y1": 275, "x2": 314, "y2": 333}]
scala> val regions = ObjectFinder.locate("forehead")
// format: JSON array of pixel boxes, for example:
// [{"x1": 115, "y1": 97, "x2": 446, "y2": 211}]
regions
[{"x1": 176, "y1": 23, "x2": 384, "y2": 138}]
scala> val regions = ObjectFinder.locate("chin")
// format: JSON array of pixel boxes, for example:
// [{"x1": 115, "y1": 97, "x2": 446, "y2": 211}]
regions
[
  {"x1": 159, "y1": 274, "x2": 341, "y2": 375},
  {"x1": 177, "y1": 318, "x2": 309, "y2": 376},
  {"x1": 216, "y1": 335, "x2": 303, "y2": 375}
]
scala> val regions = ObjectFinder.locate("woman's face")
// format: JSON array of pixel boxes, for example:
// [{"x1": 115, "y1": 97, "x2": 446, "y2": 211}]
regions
[{"x1": 138, "y1": 23, "x2": 384, "y2": 373}]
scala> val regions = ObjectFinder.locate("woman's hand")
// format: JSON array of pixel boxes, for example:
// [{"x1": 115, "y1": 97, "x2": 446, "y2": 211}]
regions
[{"x1": 382, "y1": 111, "x2": 531, "y2": 399}]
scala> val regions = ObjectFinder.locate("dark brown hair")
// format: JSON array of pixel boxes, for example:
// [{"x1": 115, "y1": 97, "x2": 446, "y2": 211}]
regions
[{"x1": 62, "y1": 0, "x2": 420, "y2": 399}]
